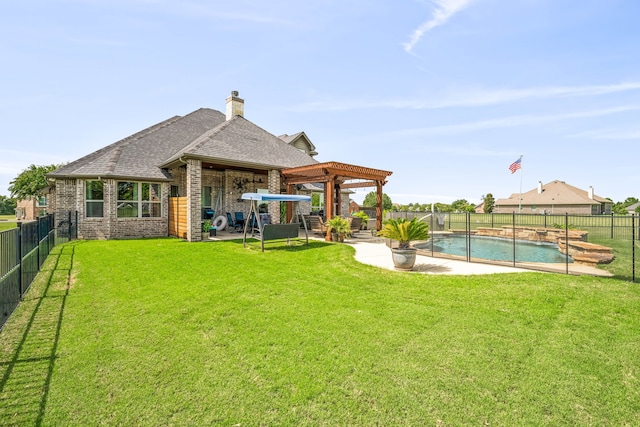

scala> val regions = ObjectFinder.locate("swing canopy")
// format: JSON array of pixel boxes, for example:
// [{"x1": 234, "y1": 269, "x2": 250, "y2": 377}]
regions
[
  {"x1": 240, "y1": 193, "x2": 311, "y2": 202},
  {"x1": 241, "y1": 192, "x2": 311, "y2": 251}
]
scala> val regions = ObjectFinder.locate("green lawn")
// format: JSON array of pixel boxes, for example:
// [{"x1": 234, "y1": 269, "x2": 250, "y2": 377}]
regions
[
  {"x1": 0, "y1": 215, "x2": 16, "y2": 231},
  {"x1": 1, "y1": 238, "x2": 639, "y2": 425}
]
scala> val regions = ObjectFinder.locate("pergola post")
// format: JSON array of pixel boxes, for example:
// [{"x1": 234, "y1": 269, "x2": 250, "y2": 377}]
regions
[
  {"x1": 376, "y1": 180, "x2": 383, "y2": 231},
  {"x1": 335, "y1": 182, "x2": 342, "y2": 217},
  {"x1": 286, "y1": 182, "x2": 295, "y2": 223},
  {"x1": 326, "y1": 176, "x2": 335, "y2": 220}
]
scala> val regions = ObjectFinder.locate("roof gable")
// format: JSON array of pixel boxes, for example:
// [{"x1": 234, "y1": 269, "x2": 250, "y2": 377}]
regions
[
  {"x1": 163, "y1": 116, "x2": 317, "y2": 170},
  {"x1": 49, "y1": 108, "x2": 226, "y2": 180},
  {"x1": 278, "y1": 131, "x2": 318, "y2": 157}
]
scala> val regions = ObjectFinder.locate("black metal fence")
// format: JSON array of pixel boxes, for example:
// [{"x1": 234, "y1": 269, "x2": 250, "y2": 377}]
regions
[
  {"x1": 0, "y1": 212, "x2": 77, "y2": 330},
  {"x1": 388, "y1": 211, "x2": 639, "y2": 282}
]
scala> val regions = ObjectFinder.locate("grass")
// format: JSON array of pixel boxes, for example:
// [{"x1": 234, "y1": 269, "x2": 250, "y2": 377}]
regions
[
  {"x1": 1, "y1": 238, "x2": 640, "y2": 425},
  {"x1": 0, "y1": 215, "x2": 16, "y2": 231},
  {"x1": 590, "y1": 237, "x2": 640, "y2": 281}
]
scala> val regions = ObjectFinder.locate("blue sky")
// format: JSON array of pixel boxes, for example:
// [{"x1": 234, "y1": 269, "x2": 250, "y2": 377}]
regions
[{"x1": 2, "y1": 0, "x2": 639, "y2": 205}]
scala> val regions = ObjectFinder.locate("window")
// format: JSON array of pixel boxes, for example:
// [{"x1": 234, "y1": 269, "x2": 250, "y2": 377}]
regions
[
  {"x1": 36, "y1": 195, "x2": 47, "y2": 217},
  {"x1": 170, "y1": 185, "x2": 179, "y2": 197},
  {"x1": 117, "y1": 181, "x2": 162, "y2": 218},
  {"x1": 86, "y1": 181, "x2": 104, "y2": 218}
]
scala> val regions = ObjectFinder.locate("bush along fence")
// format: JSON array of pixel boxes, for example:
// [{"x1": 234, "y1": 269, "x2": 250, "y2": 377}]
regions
[
  {"x1": 0, "y1": 212, "x2": 77, "y2": 330},
  {"x1": 388, "y1": 211, "x2": 638, "y2": 282}
]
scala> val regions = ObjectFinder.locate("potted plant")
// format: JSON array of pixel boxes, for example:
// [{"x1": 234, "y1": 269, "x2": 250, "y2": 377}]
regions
[
  {"x1": 352, "y1": 211, "x2": 370, "y2": 230},
  {"x1": 325, "y1": 216, "x2": 352, "y2": 242},
  {"x1": 377, "y1": 217, "x2": 429, "y2": 270},
  {"x1": 202, "y1": 219, "x2": 213, "y2": 238}
]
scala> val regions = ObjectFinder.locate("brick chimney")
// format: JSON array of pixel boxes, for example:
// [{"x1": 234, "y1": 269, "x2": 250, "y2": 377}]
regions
[{"x1": 225, "y1": 90, "x2": 244, "y2": 120}]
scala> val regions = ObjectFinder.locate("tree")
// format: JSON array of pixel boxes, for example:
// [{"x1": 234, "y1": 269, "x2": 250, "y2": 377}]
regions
[
  {"x1": 483, "y1": 193, "x2": 495, "y2": 213},
  {"x1": 362, "y1": 191, "x2": 393, "y2": 210},
  {"x1": 612, "y1": 197, "x2": 639, "y2": 215},
  {"x1": 8, "y1": 164, "x2": 60, "y2": 200},
  {"x1": 451, "y1": 199, "x2": 472, "y2": 212},
  {"x1": 0, "y1": 195, "x2": 16, "y2": 215}
]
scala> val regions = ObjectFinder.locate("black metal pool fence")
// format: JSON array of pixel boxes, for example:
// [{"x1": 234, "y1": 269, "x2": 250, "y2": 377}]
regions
[
  {"x1": 0, "y1": 212, "x2": 77, "y2": 330},
  {"x1": 387, "y1": 211, "x2": 638, "y2": 282}
]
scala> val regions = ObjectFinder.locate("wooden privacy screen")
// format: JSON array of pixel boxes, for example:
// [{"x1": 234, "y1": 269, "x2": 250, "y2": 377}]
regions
[{"x1": 168, "y1": 197, "x2": 187, "y2": 239}]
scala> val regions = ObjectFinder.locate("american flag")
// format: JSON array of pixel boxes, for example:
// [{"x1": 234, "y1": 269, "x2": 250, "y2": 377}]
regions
[{"x1": 509, "y1": 157, "x2": 522, "y2": 174}]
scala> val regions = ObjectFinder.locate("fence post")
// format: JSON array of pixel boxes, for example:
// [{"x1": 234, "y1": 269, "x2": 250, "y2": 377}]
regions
[
  {"x1": 610, "y1": 213, "x2": 614, "y2": 239},
  {"x1": 565, "y1": 213, "x2": 569, "y2": 275},
  {"x1": 632, "y1": 214, "x2": 635, "y2": 283},
  {"x1": 17, "y1": 222, "x2": 22, "y2": 297},
  {"x1": 512, "y1": 212, "x2": 516, "y2": 267},
  {"x1": 466, "y1": 212, "x2": 470, "y2": 262}
]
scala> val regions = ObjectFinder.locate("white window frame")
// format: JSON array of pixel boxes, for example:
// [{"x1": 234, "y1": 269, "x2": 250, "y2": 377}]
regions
[
  {"x1": 85, "y1": 180, "x2": 104, "y2": 218},
  {"x1": 117, "y1": 181, "x2": 162, "y2": 218}
]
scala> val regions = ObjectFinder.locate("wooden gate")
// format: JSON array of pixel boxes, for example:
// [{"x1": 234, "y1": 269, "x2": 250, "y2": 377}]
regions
[{"x1": 168, "y1": 197, "x2": 187, "y2": 239}]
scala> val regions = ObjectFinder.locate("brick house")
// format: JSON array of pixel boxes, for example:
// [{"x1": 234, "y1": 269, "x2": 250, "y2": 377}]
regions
[
  {"x1": 494, "y1": 180, "x2": 613, "y2": 215},
  {"x1": 15, "y1": 195, "x2": 49, "y2": 220},
  {"x1": 46, "y1": 92, "x2": 328, "y2": 241}
]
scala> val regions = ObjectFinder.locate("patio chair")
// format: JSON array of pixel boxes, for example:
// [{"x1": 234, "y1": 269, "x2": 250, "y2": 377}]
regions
[
  {"x1": 348, "y1": 216, "x2": 362, "y2": 234},
  {"x1": 226, "y1": 212, "x2": 243, "y2": 232},
  {"x1": 307, "y1": 215, "x2": 328, "y2": 236},
  {"x1": 234, "y1": 211, "x2": 245, "y2": 225}
]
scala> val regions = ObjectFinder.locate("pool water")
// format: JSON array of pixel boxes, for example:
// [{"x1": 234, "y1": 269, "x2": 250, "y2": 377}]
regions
[{"x1": 415, "y1": 234, "x2": 572, "y2": 264}]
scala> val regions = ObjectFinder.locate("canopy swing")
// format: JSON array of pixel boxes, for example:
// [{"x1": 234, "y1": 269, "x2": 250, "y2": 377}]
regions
[{"x1": 241, "y1": 192, "x2": 312, "y2": 252}]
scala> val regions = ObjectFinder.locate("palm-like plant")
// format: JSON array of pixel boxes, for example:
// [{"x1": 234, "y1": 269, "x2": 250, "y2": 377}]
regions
[
  {"x1": 325, "y1": 216, "x2": 352, "y2": 237},
  {"x1": 377, "y1": 218, "x2": 429, "y2": 249}
]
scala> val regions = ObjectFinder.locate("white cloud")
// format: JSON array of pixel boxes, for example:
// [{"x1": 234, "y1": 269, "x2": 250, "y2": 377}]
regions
[
  {"x1": 382, "y1": 105, "x2": 640, "y2": 137},
  {"x1": 291, "y1": 82, "x2": 640, "y2": 112},
  {"x1": 403, "y1": 0, "x2": 474, "y2": 54},
  {"x1": 567, "y1": 128, "x2": 640, "y2": 140}
]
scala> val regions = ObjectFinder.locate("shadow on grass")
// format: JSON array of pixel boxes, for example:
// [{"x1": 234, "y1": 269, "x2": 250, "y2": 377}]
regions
[{"x1": 0, "y1": 243, "x2": 74, "y2": 426}]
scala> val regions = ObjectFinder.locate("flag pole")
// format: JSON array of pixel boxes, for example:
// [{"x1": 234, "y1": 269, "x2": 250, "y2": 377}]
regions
[{"x1": 518, "y1": 155, "x2": 523, "y2": 213}]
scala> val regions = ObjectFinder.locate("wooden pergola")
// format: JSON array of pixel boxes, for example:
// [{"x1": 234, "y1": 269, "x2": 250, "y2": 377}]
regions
[{"x1": 281, "y1": 161, "x2": 392, "y2": 230}]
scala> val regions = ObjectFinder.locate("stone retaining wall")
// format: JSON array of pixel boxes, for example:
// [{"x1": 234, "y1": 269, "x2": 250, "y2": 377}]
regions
[
  {"x1": 475, "y1": 226, "x2": 588, "y2": 243},
  {"x1": 474, "y1": 226, "x2": 613, "y2": 266}
]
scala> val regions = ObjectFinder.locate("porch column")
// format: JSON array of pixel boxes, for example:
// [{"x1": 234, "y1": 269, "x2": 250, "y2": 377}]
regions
[
  {"x1": 267, "y1": 169, "x2": 280, "y2": 224},
  {"x1": 186, "y1": 159, "x2": 202, "y2": 241}
]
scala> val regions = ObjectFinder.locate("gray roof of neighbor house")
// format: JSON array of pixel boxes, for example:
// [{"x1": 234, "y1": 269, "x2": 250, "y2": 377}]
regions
[
  {"x1": 48, "y1": 107, "x2": 317, "y2": 181},
  {"x1": 278, "y1": 131, "x2": 318, "y2": 156},
  {"x1": 627, "y1": 202, "x2": 640, "y2": 212},
  {"x1": 495, "y1": 180, "x2": 610, "y2": 206}
]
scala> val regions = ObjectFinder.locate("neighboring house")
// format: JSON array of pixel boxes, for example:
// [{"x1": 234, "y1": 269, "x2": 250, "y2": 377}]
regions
[
  {"x1": 474, "y1": 202, "x2": 485, "y2": 214},
  {"x1": 494, "y1": 180, "x2": 612, "y2": 215},
  {"x1": 15, "y1": 194, "x2": 49, "y2": 220},
  {"x1": 47, "y1": 91, "x2": 391, "y2": 241},
  {"x1": 627, "y1": 202, "x2": 640, "y2": 215}
]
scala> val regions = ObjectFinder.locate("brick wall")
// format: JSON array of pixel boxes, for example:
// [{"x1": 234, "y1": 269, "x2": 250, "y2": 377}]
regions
[
  {"x1": 267, "y1": 169, "x2": 281, "y2": 223},
  {"x1": 187, "y1": 159, "x2": 202, "y2": 241}
]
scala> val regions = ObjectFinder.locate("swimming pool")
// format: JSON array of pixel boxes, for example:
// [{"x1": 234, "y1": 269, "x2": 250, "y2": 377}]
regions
[{"x1": 415, "y1": 234, "x2": 573, "y2": 264}]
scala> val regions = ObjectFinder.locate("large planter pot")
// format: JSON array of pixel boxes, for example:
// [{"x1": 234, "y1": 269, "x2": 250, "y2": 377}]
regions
[{"x1": 391, "y1": 247, "x2": 417, "y2": 271}]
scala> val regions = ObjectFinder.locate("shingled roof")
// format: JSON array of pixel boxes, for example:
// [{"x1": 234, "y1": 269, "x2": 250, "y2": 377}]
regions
[
  {"x1": 160, "y1": 115, "x2": 317, "y2": 170},
  {"x1": 495, "y1": 180, "x2": 608, "y2": 206},
  {"x1": 48, "y1": 106, "x2": 317, "y2": 181}
]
